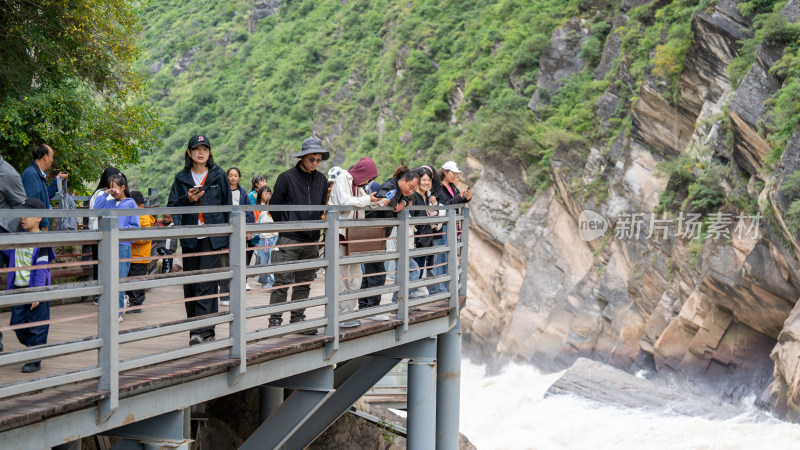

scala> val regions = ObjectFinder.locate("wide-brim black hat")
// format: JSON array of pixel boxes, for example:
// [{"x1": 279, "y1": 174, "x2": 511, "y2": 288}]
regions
[{"x1": 294, "y1": 137, "x2": 330, "y2": 160}]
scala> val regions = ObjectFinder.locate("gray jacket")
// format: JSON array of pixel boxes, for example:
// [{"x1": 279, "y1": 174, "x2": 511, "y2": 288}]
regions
[{"x1": 0, "y1": 155, "x2": 26, "y2": 209}]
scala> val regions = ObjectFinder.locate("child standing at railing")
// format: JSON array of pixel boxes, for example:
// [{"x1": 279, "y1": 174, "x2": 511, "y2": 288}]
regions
[
  {"x1": 93, "y1": 174, "x2": 140, "y2": 323},
  {"x1": 254, "y1": 186, "x2": 277, "y2": 288},
  {"x1": 1, "y1": 198, "x2": 56, "y2": 373}
]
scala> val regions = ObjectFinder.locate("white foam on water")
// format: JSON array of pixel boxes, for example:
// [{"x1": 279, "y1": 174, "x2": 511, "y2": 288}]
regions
[{"x1": 460, "y1": 359, "x2": 800, "y2": 450}]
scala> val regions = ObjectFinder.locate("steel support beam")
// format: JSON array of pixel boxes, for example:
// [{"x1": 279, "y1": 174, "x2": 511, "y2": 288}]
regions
[
  {"x1": 240, "y1": 367, "x2": 334, "y2": 450},
  {"x1": 280, "y1": 356, "x2": 401, "y2": 449},
  {"x1": 259, "y1": 386, "x2": 284, "y2": 423},
  {"x1": 407, "y1": 338, "x2": 437, "y2": 450},
  {"x1": 104, "y1": 409, "x2": 190, "y2": 449},
  {"x1": 436, "y1": 318, "x2": 461, "y2": 450}
]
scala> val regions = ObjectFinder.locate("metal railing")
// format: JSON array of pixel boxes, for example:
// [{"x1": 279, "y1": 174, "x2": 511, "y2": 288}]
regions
[{"x1": 0, "y1": 203, "x2": 469, "y2": 422}]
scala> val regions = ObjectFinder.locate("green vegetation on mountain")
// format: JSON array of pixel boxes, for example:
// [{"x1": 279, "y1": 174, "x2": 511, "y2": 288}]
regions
[{"x1": 130, "y1": 0, "x2": 592, "y2": 196}]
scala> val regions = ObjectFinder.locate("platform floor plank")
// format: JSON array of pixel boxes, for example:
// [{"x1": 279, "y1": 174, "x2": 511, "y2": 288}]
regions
[{"x1": 0, "y1": 276, "x2": 458, "y2": 433}]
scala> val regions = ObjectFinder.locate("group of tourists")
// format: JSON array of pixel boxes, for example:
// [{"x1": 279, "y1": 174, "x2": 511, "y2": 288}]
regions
[{"x1": 0, "y1": 135, "x2": 471, "y2": 370}]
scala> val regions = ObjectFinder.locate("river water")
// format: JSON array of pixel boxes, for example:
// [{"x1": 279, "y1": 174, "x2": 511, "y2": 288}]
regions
[{"x1": 459, "y1": 359, "x2": 800, "y2": 449}]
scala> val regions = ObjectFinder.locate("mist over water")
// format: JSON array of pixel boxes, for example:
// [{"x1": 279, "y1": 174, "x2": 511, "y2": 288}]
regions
[{"x1": 460, "y1": 359, "x2": 800, "y2": 450}]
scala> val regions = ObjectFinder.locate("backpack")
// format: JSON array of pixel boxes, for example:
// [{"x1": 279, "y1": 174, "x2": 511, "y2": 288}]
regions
[{"x1": 55, "y1": 178, "x2": 78, "y2": 231}]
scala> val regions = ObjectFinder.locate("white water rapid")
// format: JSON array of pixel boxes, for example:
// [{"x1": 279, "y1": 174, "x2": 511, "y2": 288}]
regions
[{"x1": 459, "y1": 359, "x2": 800, "y2": 449}]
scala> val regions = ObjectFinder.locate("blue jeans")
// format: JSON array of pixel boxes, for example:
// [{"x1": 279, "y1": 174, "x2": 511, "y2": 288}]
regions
[
  {"x1": 392, "y1": 257, "x2": 422, "y2": 303},
  {"x1": 257, "y1": 236, "x2": 277, "y2": 286},
  {"x1": 119, "y1": 244, "x2": 131, "y2": 311},
  {"x1": 428, "y1": 224, "x2": 448, "y2": 294}
]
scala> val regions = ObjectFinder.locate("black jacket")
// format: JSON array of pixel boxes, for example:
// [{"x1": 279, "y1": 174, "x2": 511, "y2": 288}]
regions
[
  {"x1": 271, "y1": 162, "x2": 328, "y2": 242},
  {"x1": 410, "y1": 191, "x2": 434, "y2": 248},
  {"x1": 435, "y1": 182, "x2": 470, "y2": 205},
  {"x1": 168, "y1": 164, "x2": 232, "y2": 249},
  {"x1": 366, "y1": 177, "x2": 416, "y2": 237}
]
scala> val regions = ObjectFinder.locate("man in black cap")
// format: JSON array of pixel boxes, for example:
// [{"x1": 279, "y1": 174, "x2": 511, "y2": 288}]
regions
[{"x1": 267, "y1": 137, "x2": 330, "y2": 333}]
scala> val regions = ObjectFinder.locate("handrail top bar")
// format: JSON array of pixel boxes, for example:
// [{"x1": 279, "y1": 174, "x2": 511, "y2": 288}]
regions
[{"x1": 0, "y1": 203, "x2": 468, "y2": 218}]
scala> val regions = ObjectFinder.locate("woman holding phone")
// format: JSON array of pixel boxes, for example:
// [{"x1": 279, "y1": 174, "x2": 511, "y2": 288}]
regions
[
  {"x1": 168, "y1": 135, "x2": 232, "y2": 346},
  {"x1": 93, "y1": 173, "x2": 139, "y2": 322},
  {"x1": 429, "y1": 161, "x2": 471, "y2": 295}
]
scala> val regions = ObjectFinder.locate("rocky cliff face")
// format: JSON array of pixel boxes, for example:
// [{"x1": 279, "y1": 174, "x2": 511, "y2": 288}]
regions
[{"x1": 462, "y1": 0, "x2": 800, "y2": 421}]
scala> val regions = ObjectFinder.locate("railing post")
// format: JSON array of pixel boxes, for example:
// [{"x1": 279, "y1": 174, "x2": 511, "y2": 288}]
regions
[
  {"x1": 324, "y1": 210, "x2": 340, "y2": 359},
  {"x1": 447, "y1": 208, "x2": 458, "y2": 322},
  {"x1": 396, "y1": 210, "x2": 410, "y2": 340},
  {"x1": 229, "y1": 210, "x2": 247, "y2": 385},
  {"x1": 458, "y1": 207, "x2": 469, "y2": 304},
  {"x1": 146, "y1": 187, "x2": 159, "y2": 207},
  {"x1": 97, "y1": 216, "x2": 119, "y2": 423}
]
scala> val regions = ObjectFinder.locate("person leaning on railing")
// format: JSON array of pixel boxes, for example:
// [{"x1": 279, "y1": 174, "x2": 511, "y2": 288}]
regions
[
  {"x1": 359, "y1": 167, "x2": 420, "y2": 311},
  {"x1": 267, "y1": 137, "x2": 330, "y2": 334},
  {"x1": 167, "y1": 135, "x2": 231, "y2": 346},
  {"x1": 327, "y1": 156, "x2": 381, "y2": 328}
]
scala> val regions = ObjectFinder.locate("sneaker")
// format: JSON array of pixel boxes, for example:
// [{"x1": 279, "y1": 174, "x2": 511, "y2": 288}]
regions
[
  {"x1": 93, "y1": 300, "x2": 98, "y2": 306},
  {"x1": 341, "y1": 320, "x2": 361, "y2": 328},
  {"x1": 189, "y1": 335, "x2": 203, "y2": 346},
  {"x1": 409, "y1": 286, "x2": 429, "y2": 298},
  {"x1": 299, "y1": 328, "x2": 318, "y2": 335},
  {"x1": 203, "y1": 335, "x2": 215, "y2": 343},
  {"x1": 221, "y1": 299, "x2": 230, "y2": 306},
  {"x1": 129, "y1": 305, "x2": 142, "y2": 313},
  {"x1": 371, "y1": 314, "x2": 390, "y2": 321},
  {"x1": 246, "y1": 283, "x2": 253, "y2": 291},
  {"x1": 268, "y1": 318, "x2": 282, "y2": 328},
  {"x1": 118, "y1": 315, "x2": 124, "y2": 323},
  {"x1": 21, "y1": 362, "x2": 41, "y2": 373}
]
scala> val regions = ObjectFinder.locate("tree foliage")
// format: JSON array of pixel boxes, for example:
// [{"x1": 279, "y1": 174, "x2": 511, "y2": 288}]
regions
[{"x1": 0, "y1": 0, "x2": 162, "y2": 191}]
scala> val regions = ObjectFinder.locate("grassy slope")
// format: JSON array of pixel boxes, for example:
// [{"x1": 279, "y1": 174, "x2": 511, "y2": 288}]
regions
[{"x1": 129, "y1": 0, "x2": 579, "y2": 198}]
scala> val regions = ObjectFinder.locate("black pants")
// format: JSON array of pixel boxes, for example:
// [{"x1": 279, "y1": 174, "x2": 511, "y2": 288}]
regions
[
  {"x1": 182, "y1": 239, "x2": 221, "y2": 339},
  {"x1": 269, "y1": 236, "x2": 318, "y2": 323},
  {"x1": 127, "y1": 263, "x2": 148, "y2": 306},
  {"x1": 217, "y1": 253, "x2": 230, "y2": 302},
  {"x1": 359, "y1": 261, "x2": 386, "y2": 309}
]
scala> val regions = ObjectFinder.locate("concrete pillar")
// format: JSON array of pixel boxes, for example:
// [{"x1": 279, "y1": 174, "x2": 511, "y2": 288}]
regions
[
  {"x1": 408, "y1": 355, "x2": 437, "y2": 449},
  {"x1": 260, "y1": 386, "x2": 284, "y2": 423},
  {"x1": 436, "y1": 318, "x2": 462, "y2": 449}
]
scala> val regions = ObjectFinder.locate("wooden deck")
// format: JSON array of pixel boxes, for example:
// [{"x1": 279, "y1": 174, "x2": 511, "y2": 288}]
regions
[{"x1": 0, "y1": 277, "x2": 457, "y2": 433}]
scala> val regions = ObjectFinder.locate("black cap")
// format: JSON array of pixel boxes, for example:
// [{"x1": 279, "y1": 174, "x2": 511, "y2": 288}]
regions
[
  {"x1": 18, "y1": 197, "x2": 46, "y2": 209},
  {"x1": 188, "y1": 135, "x2": 211, "y2": 150}
]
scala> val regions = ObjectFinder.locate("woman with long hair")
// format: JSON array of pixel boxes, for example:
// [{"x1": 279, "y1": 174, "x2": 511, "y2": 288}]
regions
[
  {"x1": 412, "y1": 165, "x2": 440, "y2": 283},
  {"x1": 87, "y1": 167, "x2": 122, "y2": 294},
  {"x1": 167, "y1": 135, "x2": 232, "y2": 345},
  {"x1": 93, "y1": 173, "x2": 139, "y2": 322},
  {"x1": 429, "y1": 161, "x2": 471, "y2": 295}
]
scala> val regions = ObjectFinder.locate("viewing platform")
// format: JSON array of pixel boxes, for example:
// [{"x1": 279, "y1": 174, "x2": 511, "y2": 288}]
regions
[{"x1": 0, "y1": 204, "x2": 469, "y2": 449}]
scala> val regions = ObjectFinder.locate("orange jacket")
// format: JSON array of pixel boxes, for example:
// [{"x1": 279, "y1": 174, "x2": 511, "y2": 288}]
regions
[{"x1": 132, "y1": 214, "x2": 155, "y2": 263}]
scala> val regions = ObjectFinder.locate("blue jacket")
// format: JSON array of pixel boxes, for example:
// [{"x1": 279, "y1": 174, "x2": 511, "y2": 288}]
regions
[
  {"x1": 21, "y1": 162, "x2": 58, "y2": 228},
  {"x1": 2, "y1": 246, "x2": 57, "y2": 289},
  {"x1": 93, "y1": 194, "x2": 140, "y2": 245}
]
